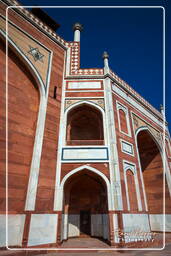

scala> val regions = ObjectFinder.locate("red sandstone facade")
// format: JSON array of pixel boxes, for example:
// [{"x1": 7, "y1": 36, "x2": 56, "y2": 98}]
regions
[{"x1": 0, "y1": 0, "x2": 171, "y2": 249}]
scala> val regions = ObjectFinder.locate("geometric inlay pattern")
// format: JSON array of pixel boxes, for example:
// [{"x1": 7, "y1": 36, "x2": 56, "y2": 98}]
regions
[{"x1": 28, "y1": 45, "x2": 44, "y2": 62}]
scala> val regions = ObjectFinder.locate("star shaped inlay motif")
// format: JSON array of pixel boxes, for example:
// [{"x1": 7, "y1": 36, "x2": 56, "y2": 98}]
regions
[{"x1": 28, "y1": 46, "x2": 44, "y2": 62}]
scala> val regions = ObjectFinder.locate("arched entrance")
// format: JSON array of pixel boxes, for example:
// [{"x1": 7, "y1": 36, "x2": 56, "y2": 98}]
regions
[
  {"x1": 62, "y1": 168, "x2": 109, "y2": 241},
  {"x1": 137, "y1": 128, "x2": 171, "y2": 214}
]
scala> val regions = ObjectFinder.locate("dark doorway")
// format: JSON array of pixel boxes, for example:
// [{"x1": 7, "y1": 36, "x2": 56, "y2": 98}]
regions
[{"x1": 80, "y1": 210, "x2": 91, "y2": 236}]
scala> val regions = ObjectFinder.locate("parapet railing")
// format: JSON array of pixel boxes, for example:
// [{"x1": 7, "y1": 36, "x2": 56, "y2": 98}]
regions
[{"x1": 66, "y1": 140, "x2": 104, "y2": 146}]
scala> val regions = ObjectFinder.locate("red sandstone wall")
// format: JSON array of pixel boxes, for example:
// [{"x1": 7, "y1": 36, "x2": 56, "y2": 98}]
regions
[
  {"x1": 0, "y1": 41, "x2": 7, "y2": 213},
  {"x1": 0, "y1": 2, "x2": 65, "y2": 213},
  {"x1": 127, "y1": 170, "x2": 138, "y2": 211},
  {"x1": 0, "y1": 41, "x2": 39, "y2": 212},
  {"x1": 112, "y1": 92, "x2": 171, "y2": 214}
]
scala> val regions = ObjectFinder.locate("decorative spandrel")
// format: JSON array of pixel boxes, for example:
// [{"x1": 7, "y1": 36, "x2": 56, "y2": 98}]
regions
[
  {"x1": 0, "y1": 16, "x2": 51, "y2": 93},
  {"x1": 132, "y1": 113, "x2": 162, "y2": 147},
  {"x1": 28, "y1": 46, "x2": 44, "y2": 62}
]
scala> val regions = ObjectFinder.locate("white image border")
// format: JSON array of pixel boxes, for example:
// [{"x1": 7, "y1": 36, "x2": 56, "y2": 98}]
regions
[{"x1": 5, "y1": 5, "x2": 166, "y2": 251}]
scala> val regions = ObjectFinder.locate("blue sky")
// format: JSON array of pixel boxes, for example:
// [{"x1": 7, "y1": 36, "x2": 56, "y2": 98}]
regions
[{"x1": 19, "y1": 0, "x2": 171, "y2": 133}]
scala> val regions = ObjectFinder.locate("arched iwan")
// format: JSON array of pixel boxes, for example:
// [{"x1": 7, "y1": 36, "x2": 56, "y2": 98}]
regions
[
  {"x1": 64, "y1": 100, "x2": 107, "y2": 146},
  {"x1": 66, "y1": 102, "x2": 105, "y2": 145}
]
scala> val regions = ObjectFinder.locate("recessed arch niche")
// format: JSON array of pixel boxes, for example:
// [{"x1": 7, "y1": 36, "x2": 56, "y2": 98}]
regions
[
  {"x1": 66, "y1": 103, "x2": 104, "y2": 145},
  {"x1": 62, "y1": 168, "x2": 109, "y2": 241}
]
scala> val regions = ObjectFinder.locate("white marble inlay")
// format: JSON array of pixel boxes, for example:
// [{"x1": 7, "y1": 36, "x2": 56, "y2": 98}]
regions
[
  {"x1": 150, "y1": 214, "x2": 171, "y2": 232},
  {"x1": 28, "y1": 214, "x2": 58, "y2": 246},
  {"x1": 121, "y1": 141, "x2": 133, "y2": 155},
  {"x1": 0, "y1": 214, "x2": 25, "y2": 246},
  {"x1": 62, "y1": 148, "x2": 108, "y2": 161},
  {"x1": 68, "y1": 81, "x2": 101, "y2": 89}
]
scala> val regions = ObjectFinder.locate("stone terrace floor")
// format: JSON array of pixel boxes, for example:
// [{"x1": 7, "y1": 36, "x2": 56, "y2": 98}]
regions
[
  {"x1": 0, "y1": 234, "x2": 171, "y2": 256},
  {"x1": 61, "y1": 237, "x2": 110, "y2": 248}
]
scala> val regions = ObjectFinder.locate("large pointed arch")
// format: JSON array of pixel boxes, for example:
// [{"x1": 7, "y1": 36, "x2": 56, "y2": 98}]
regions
[
  {"x1": 0, "y1": 31, "x2": 51, "y2": 210},
  {"x1": 60, "y1": 164, "x2": 112, "y2": 210},
  {"x1": 135, "y1": 126, "x2": 171, "y2": 195},
  {"x1": 135, "y1": 126, "x2": 171, "y2": 214},
  {"x1": 135, "y1": 126, "x2": 162, "y2": 153}
]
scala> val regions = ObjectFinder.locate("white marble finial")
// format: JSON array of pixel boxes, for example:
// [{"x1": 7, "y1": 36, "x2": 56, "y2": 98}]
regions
[
  {"x1": 73, "y1": 23, "x2": 83, "y2": 42},
  {"x1": 102, "y1": 51, "x2": 109, "y2": 74}
]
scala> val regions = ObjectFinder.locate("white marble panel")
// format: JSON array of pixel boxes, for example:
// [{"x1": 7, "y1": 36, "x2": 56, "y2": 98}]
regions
[
  {"x1": 0, "y1": 214, "x2": 25, "y2": 246},
  {"x1": 68, "y1": 214, "x2": 80, "y2": 237},
  {"x1": 165, "y1": 215, "x2": 171, "y2": 232},
  {"x1": 123, "y1": 214, "x2": 150, "y2": 232},
  {"x1": 68, "y1": 81, "x2": 101, "y2": 89},
  {"x1": 121, "y1": 141, "x2": 133, "y2": 154},
  {"x1": 28, "y1": 214, "x2": 58, "y2": 246},
  {"x1": 150, "y1": 214, "x2": 171, "y2": 232},
  {"x1": 91, "y1": 214, "x2": 103, "y2": 237},
  {"x1": 123, "y1": 214, "x2": 150, "y2": 243},
  {"x1": 62, "y1": 148, "x2": 108, "y2": 161}
]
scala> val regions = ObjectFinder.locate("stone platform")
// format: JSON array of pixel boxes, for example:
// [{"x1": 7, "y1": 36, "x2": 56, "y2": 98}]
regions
[{"x1": 0, "y1": 234, "x2": 171, "y2": 256}]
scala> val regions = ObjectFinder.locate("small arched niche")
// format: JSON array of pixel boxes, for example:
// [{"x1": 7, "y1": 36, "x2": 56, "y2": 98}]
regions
[
  {"x1": 126, "y1": 169, "x2": 138, "y2": 211},
  {"x1": 66, "y1": 103, "x2": 104, "y2": 145},
  {"x1": 119, "y1": 108, "x2": 128, "y2": 134}
]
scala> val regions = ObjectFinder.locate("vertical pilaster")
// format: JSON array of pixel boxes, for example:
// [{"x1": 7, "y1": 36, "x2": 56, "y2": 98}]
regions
[{"x1": 103, "y1": 52, "x2": 123, "y2": 211}]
